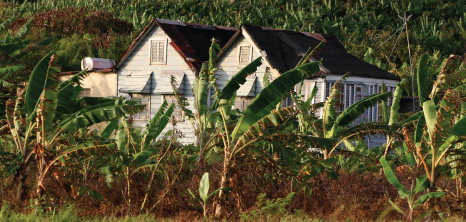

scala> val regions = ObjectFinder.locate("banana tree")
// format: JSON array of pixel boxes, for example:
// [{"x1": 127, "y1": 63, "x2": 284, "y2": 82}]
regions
[
  {"x1": 98, "y1": 100, "x2": 175, "y2": 212},
  {"x1": 209, "y1": 56, "x2": 321, "y2": 217},
  {"x1": 383, "y1": 78, "x2": 409, "y2": 156},
  {"x1": 403, "y1": 54, "x2": 466, "y2": 188},
  {"x1": 295, "y1": 74, "x2": 392, "y2": 159},
  {"x1": 170, "y1": 41, "x2": 263, "y2": 165},
  {"x1": 380, "y1": 157, "x2": 445, "y2": 222},
  {"x1": 0, "y1": 17, "x2": 54, "y2": 117},
  {"x1": 288, "y1": 45, "x2": 395, "y2": 159},
  {"x1": 3, "y1": 52, "x2": 144, "y2": 202}
]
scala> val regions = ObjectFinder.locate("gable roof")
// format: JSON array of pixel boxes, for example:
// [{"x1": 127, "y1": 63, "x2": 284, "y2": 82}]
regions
[
  {"x1": 116, "y1": 19, "x2": 240, "y2": 72},
  {"x1": 242, "y1": 25, "x2": 400, "y2": 81}
]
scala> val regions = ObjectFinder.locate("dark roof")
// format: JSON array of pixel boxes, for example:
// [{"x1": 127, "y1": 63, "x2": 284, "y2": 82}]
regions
[
  {"x1": 242, "y1": 25, "x2": 400, "y2": 81},
  {"x1": 116, "y1": 19, "x2": 239, "y2": 72}
]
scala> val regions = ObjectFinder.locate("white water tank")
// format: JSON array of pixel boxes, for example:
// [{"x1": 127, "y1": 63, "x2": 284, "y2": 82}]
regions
[{"x1": 81, "y1": 57, "x2": 116, "y2": 71}]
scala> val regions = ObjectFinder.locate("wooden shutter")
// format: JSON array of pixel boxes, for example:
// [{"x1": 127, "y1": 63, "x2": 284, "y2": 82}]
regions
[
  {"x1": 150, "y1": 39, "x2": 166, "y2": 65},
  {"x1": 239, "y1": 46, "x2": 251, "y2": 65}
]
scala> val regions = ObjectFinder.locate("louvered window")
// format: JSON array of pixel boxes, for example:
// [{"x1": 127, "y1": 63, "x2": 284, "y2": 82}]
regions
[
  {"x1": 150, "y1": 39, "x2": 166, "y2": 65},
  {"x1": 239, "y1": 45, "x2": 251, "y2": 66}
]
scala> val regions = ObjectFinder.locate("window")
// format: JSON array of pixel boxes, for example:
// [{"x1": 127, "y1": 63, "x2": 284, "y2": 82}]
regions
[
  {"x1": 163, "y1": 95, "x2": 183, "y2": 121},
  {"x1": 234, "y1": 97, "x2": 253, "y2": 111},
  {"x1": 238, "y1": 45, "x2": 251, "y2": 66},
  {"x1": 150, "y1": 39, "x2": 167, "y2": 65},
  {"x1": 345, "y1": 84, "x2": 354, "y2": 109},
  {"x1": 131, "y1": 94, "x2": 150, "y2": 120}
]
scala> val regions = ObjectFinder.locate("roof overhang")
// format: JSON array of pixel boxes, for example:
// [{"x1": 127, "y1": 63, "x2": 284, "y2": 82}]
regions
[
  {"x1": 154, "y1": 70, "x2": 185, "y2": 94},
  {"x1": 119, "y1": 71, "x2": 152, "y2": 93}
]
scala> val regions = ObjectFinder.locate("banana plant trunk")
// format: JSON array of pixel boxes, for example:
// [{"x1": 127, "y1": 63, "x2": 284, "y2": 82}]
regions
[
  {"x1": 322, "y1": 149, "x2": 329, "y2": 159},
  {"x1": 14, "y1": 167, "x2": 28, "y2": 201},
  {"x1": 214, "y1": 150, "x2": 231, "y2": 218}
]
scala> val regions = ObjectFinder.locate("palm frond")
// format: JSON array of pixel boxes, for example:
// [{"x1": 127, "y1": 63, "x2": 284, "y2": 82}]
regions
[{"x1": 232, "y1": 62, "x2": 320, "y2": 139}]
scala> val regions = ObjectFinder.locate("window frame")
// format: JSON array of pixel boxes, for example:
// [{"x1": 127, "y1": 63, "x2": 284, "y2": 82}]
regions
[
  {"x1": 238, "y1": 45, "x2": 252, "y2": 67},
  {"x1": 149, "y1": 38, "x2": 168, "y2": 65}
]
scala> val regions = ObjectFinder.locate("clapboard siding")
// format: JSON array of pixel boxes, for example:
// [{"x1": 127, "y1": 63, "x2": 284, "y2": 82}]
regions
[
  {"x1": 216, "y1": 36, "x2": 268, "y2": 93},
  {"x1": 118, "y1": 25, "x2": 197, "y2": 143}
]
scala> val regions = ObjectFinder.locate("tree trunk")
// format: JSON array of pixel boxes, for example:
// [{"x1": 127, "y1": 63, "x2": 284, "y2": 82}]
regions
[
  {"x1": 322, "y1": 149, "x2": 329, "y2": 159},
  {"x1": 214, "y1": 154, "x2": 230, "y2": 218},
  {"x1": 15, "y1": 167, "x2": 27, "y2": 201}
]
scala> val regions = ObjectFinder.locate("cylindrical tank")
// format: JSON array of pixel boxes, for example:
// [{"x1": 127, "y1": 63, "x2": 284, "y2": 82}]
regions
[{"x1": 81, "y1": 57, "x2": 116, "y2": 71}]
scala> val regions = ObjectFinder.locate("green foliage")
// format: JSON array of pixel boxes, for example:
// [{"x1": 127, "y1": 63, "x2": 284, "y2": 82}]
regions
[
  {"x1": 55, "y1": 34, "x2": 94, "y2": 71},
  {"x1": 239, "y1": 192, "x2": 296, "y2": 221},
  {"x1": 235, "y1": 64, "x2": 319, "y2": 138},
  {"x1": 380, "y1": 157, "x2": 445, "y2": 221},
  {"x1": 2, "y1": 0, "x2": 465, "y2": 74},
  {"x1": 188, "y1": 172, "x2": 232, "y2": 218},
  {"x1": 0, "y1": 202, "x2": 80, "y2": 222}
]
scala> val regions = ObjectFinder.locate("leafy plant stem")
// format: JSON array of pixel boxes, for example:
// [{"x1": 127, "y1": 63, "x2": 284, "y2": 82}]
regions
[{"x1": 140, "y1": 129, "x2": 175, "y2": 212}]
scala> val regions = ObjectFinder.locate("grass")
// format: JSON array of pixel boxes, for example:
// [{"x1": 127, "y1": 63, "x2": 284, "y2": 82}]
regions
[{"x1": 0, "y1": 202, "x2": 160, "y2": 222}]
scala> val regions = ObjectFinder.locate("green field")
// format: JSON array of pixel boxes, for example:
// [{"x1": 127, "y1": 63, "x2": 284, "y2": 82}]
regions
[{"x1": 1, "y1": 0, "x2": 466, "y2": 220}]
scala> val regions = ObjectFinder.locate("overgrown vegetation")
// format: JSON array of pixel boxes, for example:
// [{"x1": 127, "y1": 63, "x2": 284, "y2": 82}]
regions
[{"x1": 1, "y1": 0, "x2": 466, "y2": 221}]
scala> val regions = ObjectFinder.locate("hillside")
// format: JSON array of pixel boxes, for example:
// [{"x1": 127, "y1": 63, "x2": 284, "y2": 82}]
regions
[{"x1": 1, "y1": 0, "x2": 465, "y2": 83}]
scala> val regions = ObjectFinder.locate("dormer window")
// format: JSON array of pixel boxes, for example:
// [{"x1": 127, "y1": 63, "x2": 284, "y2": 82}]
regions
[
  {"x1": 238, "y1": 45, "x2": 252, "y2": 66},
  {"x1": 150, "y1": 39, "x2": 167, "y2": 65}
]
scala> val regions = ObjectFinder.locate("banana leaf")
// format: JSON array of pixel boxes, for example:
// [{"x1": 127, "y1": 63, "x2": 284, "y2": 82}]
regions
[
  {"x1": 422, "y1": 100, "x2": 437, "y2": 139},
  {"x1": 194, "y1": 64, "x2": 209, "y2": 123},
  {"x1": 330, "y1": 92, "x2": 391, "y2": 136},
  {"x1": 436, "y1": 116, "x2": 466, "y2": 166},
  {"x1": 25, "y1": 52, "x2": 54, "y2": 115},
  {"x1": 12, "y1": 18, "x2": 32, "y2": 41},
  {"x1": 414, "y1": 192, "x2": 445, "y2": 207},
  {"x1": 389, "y1": 79, "x2": 407, "y2": 125},
  {"x1": 41, "y1": 90, "x2": 59, "y2": 130},
  {"x1": 232, "y1": 62, "x2": 320, "y2": 139},
  {"x1": 60, "y1": 141, "x2": 118, "y2": 160},
  {"x1": 220, "y1": 57, "x2": 262, "y2": 101},
  {"x1": 0, "y1": 15, "x2": 15, "y2": 34},
  {"x1": 58, "y1": 70, "x2": 88, "y2": 90},
  {"x1": 99, "y1": 119, "x2": 119, "y2": 139},
  {"x1": 0, "y1": 66, "x2": 24, "y2": 76},
  {"x1": 141, "y1": 100, "x2": 175, "y2": 149},
  {"x1": 59, "y1": 100, "x2": 144, "y2": 132},
  {"x1": 0, "y1": 41, "x2": 29, "y2": 57},
  {"x1": 416, "y1": 54, "x2": 429, "y2": 106},
  {"x1": 380, "y1": 156, "x2": 408, "y2": 197},
  {"x1": 414, "y1": 113, "x2": 425, "y2": 144}
]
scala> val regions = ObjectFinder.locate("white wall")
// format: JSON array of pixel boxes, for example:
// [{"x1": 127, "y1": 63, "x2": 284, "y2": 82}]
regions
[
  {"x1": 216, "y1": 35, "x2": 269, "y2": 95},
  {"x1": 117, "y1": 25, "x2": 197, "y2": 144}
]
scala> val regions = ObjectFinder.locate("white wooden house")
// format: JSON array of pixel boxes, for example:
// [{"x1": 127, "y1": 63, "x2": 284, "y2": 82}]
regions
[
  {"x1": 217, "y1": 25, "x2": 400, "y2": 117},
  {"x1": 216, "y1": 25, "x2": 400, "y2": 146},
  {"x1": 116, "y1": 20, "x2": 400, "y2": 146},
  {"x1": 115, "y1": 19, "x2": 239, "y2": 144}
]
